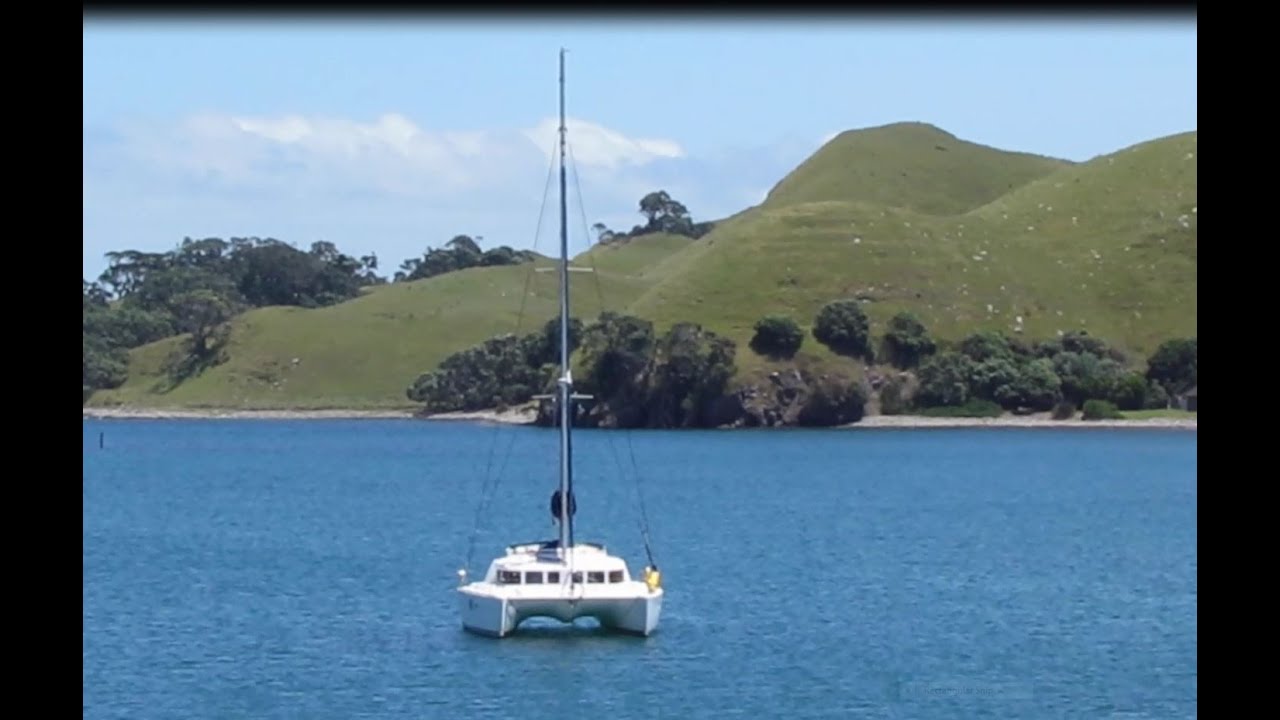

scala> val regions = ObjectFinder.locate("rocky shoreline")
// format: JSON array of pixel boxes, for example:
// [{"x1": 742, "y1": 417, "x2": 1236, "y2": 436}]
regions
[
  {"x1": 849, "y1": 414, "x2": 1196, "y2": 430},
  {"x1": 82, "y1": 405, "x2": 1194, "y2": 430}
]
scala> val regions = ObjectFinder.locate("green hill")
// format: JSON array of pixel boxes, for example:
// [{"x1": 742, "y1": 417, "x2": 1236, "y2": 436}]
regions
[
  {"x1": 765, "y1": 122, "x2": 1072, "y2": 214},
  {"x1": 628, "y1": 128, "x2": 1196, "y2": 384},
  {"x1": 87, "y1": 123, "x2": 1197, "y2": 410},
  {"x1": 88, "y1": 233, "x2": 692, "y2": 409}
]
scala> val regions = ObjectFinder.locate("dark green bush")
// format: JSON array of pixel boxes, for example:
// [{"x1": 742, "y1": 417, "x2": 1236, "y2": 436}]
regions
[
  {"x1": 1082, "y1": 399, "x2": 1123, "y2": 420},
  {"x1": 881, "y1": 312, "x2": 936, "y2": 369},
  {"x1": 811, "y1": 299, "x2": 872, "y2": 360},
  {"x1": 1051, "y1": 400, "x2": 1076, "y2": 420},
  {"x1": 749, "y1": 315, "x2": 804, "y2": 359}
]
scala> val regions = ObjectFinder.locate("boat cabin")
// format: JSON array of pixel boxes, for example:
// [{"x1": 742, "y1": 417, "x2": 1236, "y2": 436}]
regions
[{"x1": 481, "y1": 539, "x2": 633, "y2": 586}]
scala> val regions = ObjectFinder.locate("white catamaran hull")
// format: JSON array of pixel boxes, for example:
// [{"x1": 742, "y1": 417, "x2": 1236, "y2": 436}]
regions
[{"x1": 459, "y1": 587, "x2": 663, "y2": 638}]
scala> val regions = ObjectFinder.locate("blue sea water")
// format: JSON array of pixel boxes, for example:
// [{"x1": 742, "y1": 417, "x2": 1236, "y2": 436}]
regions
[{"x1": 83, "y1": 419, "x2": 1196, "y2": 719}]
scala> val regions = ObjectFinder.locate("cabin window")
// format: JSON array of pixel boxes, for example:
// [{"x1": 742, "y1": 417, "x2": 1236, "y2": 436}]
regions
[
  {"x1": 572, "y1": 572, "x2": 583, "y2": 584},
  {"x1": 525, "y1": 571, "x2": 544, "y2": 584},
  {"x1": 587, "y1": 571, "x2": 605, "y2": 584},
  {"x1": 498, "y1": 570, "x2": 521, "y2": 585},
  {"x1": 547, "y1": 572, "x2": 561, "y2": 583},
  {"x1": 608, "y1": 570, "x2": 624, "y2": 583}
]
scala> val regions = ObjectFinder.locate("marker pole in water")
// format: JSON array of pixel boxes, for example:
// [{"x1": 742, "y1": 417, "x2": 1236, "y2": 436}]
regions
[{"x1": 99, "y1": 432, "x2": 104, "y2": 449}]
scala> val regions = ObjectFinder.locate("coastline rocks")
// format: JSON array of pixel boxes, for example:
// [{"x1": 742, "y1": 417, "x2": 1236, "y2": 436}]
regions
[
  {"x1": 528, "y1": 367, "x2": 871, "y2": 430},
  {"x1": 713, "y1": 369, "x2": 868, "y2": 428}
]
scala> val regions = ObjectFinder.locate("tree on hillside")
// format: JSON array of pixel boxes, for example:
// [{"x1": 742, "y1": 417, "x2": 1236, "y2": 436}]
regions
[
  {"x1": 749, "y1": 315, "x2": 804, "y2": 359},
  {"x1": 523, "y1": 316, "x2": 584, "y2": 369},
  {"x1": 83, "y1": 235, "x2": 384, "y2": 400},
  {"x1": 602, "y1": 191, "x2": 715, "y2": 242},
  {"x1": 83, "y1": 304, "x2": 174, "y2": 349},
  {"x1": 591, "y1": 223, "x2": 617, "y2": 245},
  {"x1": 992, "y1": 357, "x2": 1062, "y2": 411},
  {"x1": 231, "y1": 240, "x2": 361, "y2": 308},
  {"x1": 98, "y1": 249, "x2": 173, "y2": 298},
  {"x1": 83, "y1": 334, "x2": 129, "y2": 400},
  {"x1": 639, "y1": 191, "x2": 690, "y2": 231},
  {"x1": 881, "y1": 311, "x2": 936, "y2": 369},
  {"x1": 406, "y1": 333, "x2": 552, "y2": 412},
  {"x1": 83, "y1": 279, "x2": 111, "y2": 309},
  {"x1": 95, "y1": 236, "x2": 378, "y2": 313},
  {"x1": 812, "y1": 299, "x2": 873, "y2": 360},
  {"x1": 797, "y1": 376, "x2": 867, "y2": 427},
  {"x1": 1052, "y1": 351, "x2": 1125, "y2": 408},
  {"x1": 395, "y1": 235, "x2": 535, "y2": 282},
  {"x1": 1145, "y1": 337, "x2": 1197, "y2": 395},
  {"x1": 445, "y1": 234, "x2": 482, "y2": 257},
  {"x1": 914, "y1": 351, "x2": 976, "y2": 407},
  {"x1": 171, "y1": 289, "x2": 238, "y2": 358},
  {"x1": 1109, "y1": 371, "x2": 1151, "y2": 411},
  {"x1": 174, "y1": 237, "x2": 231, "y2": 273},
  {"x1": 575, "y1": 312, "x2": 657, "y2": 422},
  {"x1": 1035, "y1": 330, "x2": 1123, "y2": 363},
  {"x1": 357, "y1": 254, "x2": 384, "y2": 285},
  {"x1": 644, "y1": 322, "x2": 737, "y2": 428},
  {"x1": 959, "y1": 329, "x2": 1019, "y2": 363}
]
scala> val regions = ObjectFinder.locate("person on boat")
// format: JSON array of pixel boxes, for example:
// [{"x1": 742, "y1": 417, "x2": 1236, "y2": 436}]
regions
[{"x1": 644, "y1": 564, "x2": 661, "y2": 592}]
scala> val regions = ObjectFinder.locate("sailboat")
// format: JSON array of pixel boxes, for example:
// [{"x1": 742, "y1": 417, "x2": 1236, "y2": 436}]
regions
[{"x1": 455, "y1": 49, "x2": 665, "y2": 638}]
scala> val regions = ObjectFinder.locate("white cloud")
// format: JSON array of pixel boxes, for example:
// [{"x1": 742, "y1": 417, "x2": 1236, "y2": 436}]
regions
[
  {"x1": 121, "y1": 111, "x2": 687, "y2": 196},
  {"x1": 193, "y1": 112, "x2": 523, "y2": 193},
  {"x1": 520, "y1": 116, "x2": 685, "y2": 170}
]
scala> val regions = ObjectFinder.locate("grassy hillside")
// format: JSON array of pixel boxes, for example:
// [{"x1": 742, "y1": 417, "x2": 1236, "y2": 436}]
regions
[
  {"x1": 88, "y1": 233, "x2": 692, "y2": 409},
  {"x1": 628, "y1": 128, "x2": 1196, "y2": 384},
  {"x1": 89, "y1": 123, "x2": 1197, "y2": 410},
  {"x1": 764, "y1": 122, "x2": 1072, "y2": 214}
]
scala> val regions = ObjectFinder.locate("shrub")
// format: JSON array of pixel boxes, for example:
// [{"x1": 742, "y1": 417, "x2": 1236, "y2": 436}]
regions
[
  {"x1": 913, "y1": 351, "x2": 976, "y2": 407},
  {"x1": 993, "y1": 358, "x2": 1063, "y2": 411},
  {"x1": 959, "y1": 330, "x2": 1016, "y2": 363},
  {"x1": 881, "y1": 312, "x2": 936, "y2": 369},
  {"x1": 749, "y1": 315, "x2": 804, "y2": 359},
  {"x1": 1082, "y1": 399, "x2": 1123, "y2": 420},
  {"x1": 797, "y1": 377, "x2": 867, "y2": 426},
  {"x1": 1109, "y1": 372, "x2": 1149, "y2": 411},
  {"x1": 1051, "y1": 400, "x2": 1076, "y2": 420},
  {"x1": 1053, "y1": 351, "x2": 1124, "y2": 407},
  {"x1": 1145, "y1": 337, "x2": 1197, "y2": 395},
  {"x1": 1143, "y1": 380, "x2": 1170, "y2": 410},
  {"x1": 970, "y1": 356, "x2": 1020, "y2": 402},
  {"x1": 812, "y1": 299, "x2": 872, "y2": 360}
]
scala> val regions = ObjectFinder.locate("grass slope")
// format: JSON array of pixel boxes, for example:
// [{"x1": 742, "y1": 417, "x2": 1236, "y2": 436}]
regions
[
  {"x1": 765, "y1": 122, "x2": 1072, "y2": 214},
  {"x1": 89, "y1": 233, "x2": 691, "y2": 409},
  {"x1": 628, "y1": 128, "x2": 1197, "y2": 384}
]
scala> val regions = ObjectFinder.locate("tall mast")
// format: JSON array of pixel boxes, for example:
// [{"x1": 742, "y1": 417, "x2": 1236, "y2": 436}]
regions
[{"x1": 556, "y1": 47, "x2": 575, "y2": 558}]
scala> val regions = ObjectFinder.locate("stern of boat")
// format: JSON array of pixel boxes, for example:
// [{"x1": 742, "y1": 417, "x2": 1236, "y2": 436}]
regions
[{"x1": 609, "y1": 588, "x2": 664, "y2": 637}]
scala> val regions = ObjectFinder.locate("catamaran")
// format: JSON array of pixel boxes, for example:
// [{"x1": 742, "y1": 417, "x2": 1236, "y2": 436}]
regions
[{"x1": 455, "y1": 49, "x2": 664, "y2": 638}]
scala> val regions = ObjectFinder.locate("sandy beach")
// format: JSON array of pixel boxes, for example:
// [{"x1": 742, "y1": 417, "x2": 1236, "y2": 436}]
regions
[{"x1": 83, "y1": 405, "x2": 1194, "y2": 430}]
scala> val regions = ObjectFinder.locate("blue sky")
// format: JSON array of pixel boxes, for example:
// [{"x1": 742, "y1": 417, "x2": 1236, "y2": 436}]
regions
[{"x1": 83, "y1": 15, "x2": 1197, "y2": 282}]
